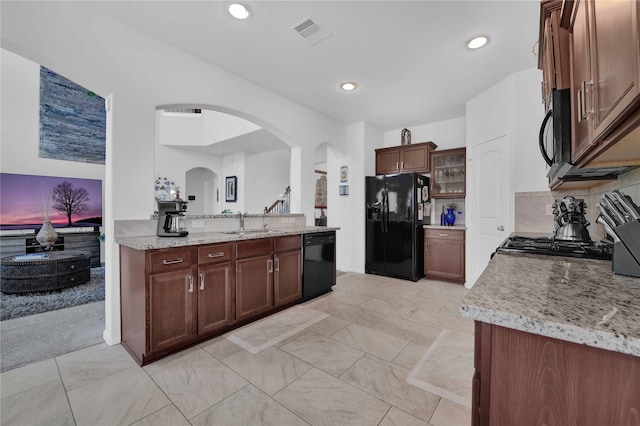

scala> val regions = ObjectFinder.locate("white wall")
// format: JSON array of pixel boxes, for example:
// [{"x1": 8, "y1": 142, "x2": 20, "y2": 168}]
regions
[
  {"x1": 1, "y1": 2, "x2": 345, "y2": 345},
  {"x1": 245, "y1": 149, "x2": 291, "y2": 214},
  {"x1": 1, "y1": 49, "x2": 105, "y2": 183},
  {"x1": 383, "y1": 117, "x2": 466, "y2": 151}
]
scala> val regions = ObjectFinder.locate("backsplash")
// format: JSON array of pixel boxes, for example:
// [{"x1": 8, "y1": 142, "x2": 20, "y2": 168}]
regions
[{"x1": 515, "y1": 167, "x2": 640, "y2": 239}]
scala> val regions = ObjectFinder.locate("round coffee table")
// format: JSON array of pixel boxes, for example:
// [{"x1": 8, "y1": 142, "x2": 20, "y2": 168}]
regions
[{"x1": 0, "y1": 250, "x2": 91, "y2": 294}]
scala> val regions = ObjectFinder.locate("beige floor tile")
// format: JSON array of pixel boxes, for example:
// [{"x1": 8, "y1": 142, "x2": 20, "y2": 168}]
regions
[
  {"x1": 0, "y1": 358, "x2": 60, "y2": 399},
  {"x1": 273, "y1": 368, "x2": 390, "y2": 425},
  {"x1": 340, "y1": 354, "x2": 440, "y2": 422},
  {"x1": 330, "y1": 323, "x2": 409, "y2": 361},
  {"x1": 359, "y1": 297, "x2": 419, "y2": 319},
  {"x1": 392, "y1": 342, "x2": 429, "y2": 370},
  {"x1": 438, "y1": 298, "x2": 465, "y2": 318},
  {"x1": 390, "y1": 292, "x2": 448, "y2": 312},
  {"x1": 311, "y1": 300, "x2": 386, "y2": 328},
  {"x1": 373, "y1": 315, "x2": 442, "y2": 347},
  {"x1": 151, "y1": 351, "x2": 248, "y2": 419},
  {"x1": 199, "y1": 335, "x2": 243, "y2": 359},
  {"x1": 380, "y1": 406, "x2": 432, "y2": 426},
  {"x1": 306, "y1": 315, "x2": 350, "y2": 336},
  {"x1": 143, "y1": 345, "x2": 206, "y2": 375},
  {"x1": 67, "y1": 366, "x2": 170, "y2": 425},
  {"x1": 56, "y1": 343, "x2": 138, "y2": 391},
  {"x1": 408, "y1": 310, "x2": 474, "y2": 335},
  {"x1": 191, "y1": 385, "x2": 308, "y2": 426},
  {"x1": 322, "y1": 288, "x2": 371, "y2": 305},
  {"x1": 221, "y1": 346, "x2": 312, "y2": 395},
  {"x1": 131, "y1": 404, "x2": 191, "y2": 426},
  {"x1": 429, "y1": 398, "x2": 471, "y2": 426},
  {"x1": 280, "y1": 331, "x2": 365, "y2": 377},
  {"x1": 1, "y1": 379, "x2": 74, "y2": 426}
]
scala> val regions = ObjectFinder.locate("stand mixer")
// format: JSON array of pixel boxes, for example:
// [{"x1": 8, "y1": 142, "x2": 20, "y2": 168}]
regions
[
  {"x1": 552, "y1": 196, "x2": 592, "y2": 243},
  {"x1": 157, "y1": 200, "x2": 189, "y2": 237}
]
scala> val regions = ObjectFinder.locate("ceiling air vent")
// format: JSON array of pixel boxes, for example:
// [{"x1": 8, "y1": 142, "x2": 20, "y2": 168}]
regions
[{"x1": 291, "y1": 17, "x2": 332, "y2": 45}]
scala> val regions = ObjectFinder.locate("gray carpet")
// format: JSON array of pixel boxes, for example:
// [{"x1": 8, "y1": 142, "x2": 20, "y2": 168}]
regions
[
  {"x1": 0, "y1": 300, "x2": 105, "y2": 372},
  {"x1": 1, "y1": 267, "x2": 105, "y2": 321}
]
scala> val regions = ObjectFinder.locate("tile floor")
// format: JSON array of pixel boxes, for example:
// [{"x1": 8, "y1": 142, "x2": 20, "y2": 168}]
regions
[{"x1": 0, "y1": 272, "x2": 473, "y2": 426}]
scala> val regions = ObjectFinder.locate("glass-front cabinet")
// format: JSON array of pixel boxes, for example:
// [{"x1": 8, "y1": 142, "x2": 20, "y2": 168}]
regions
[{"x1": 430, "y1": 148, "x2": 466, "y2": 198}]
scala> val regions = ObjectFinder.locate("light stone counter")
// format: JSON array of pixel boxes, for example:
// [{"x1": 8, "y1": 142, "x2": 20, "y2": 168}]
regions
[
  {"x1": 423, "y1": 225, "x2": 467, "y2": 230},
  {"x1": 461, "y1": 252, "x2": 640, "y2": 357},
  {"x1": 116, "y1": 226, "x2": 339, "y2": 251}
]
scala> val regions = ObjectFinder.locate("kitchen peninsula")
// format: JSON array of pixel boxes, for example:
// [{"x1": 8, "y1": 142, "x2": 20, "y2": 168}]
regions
[
  {"x1": 461, "y1": 251, "x2": 640, "y2": 425},
  {"x1": 116, "y1": 222, "x2": 338, "y2": 366}
]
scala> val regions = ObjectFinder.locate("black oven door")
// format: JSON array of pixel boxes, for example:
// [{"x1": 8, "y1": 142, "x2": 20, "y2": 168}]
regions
[{"x1": 539, "y1": 88, "x2": 572, "y2": 178}]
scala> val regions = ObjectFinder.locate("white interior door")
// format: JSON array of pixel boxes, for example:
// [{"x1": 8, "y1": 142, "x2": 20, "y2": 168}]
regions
[{"x1": 468, "y1": 134, "x2": 510, "y2": 286}]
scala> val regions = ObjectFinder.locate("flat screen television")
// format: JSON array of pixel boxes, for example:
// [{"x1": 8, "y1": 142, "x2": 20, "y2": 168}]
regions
[{"x1": 0, "y1": 173, "x2": 102, "y2": 232}]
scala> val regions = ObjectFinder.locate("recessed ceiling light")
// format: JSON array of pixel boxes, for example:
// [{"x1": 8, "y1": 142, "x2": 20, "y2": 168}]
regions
[
  {"x1": 228, "y1": 3, "x2": 251, "y2": 20},
  {"x1": 341, "y1": 82, "x2": 357, "y2": 91},
  {"x1": 467, "y1": 36, "x2": 488, "y2": 50}
]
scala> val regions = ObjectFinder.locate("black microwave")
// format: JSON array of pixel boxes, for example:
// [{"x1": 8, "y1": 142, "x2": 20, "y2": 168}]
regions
[{"x1": 539, "y1": 88, "x2": 633, "y2": 181}]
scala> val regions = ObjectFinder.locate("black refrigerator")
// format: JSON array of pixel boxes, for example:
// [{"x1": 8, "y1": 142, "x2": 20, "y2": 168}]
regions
[{"x1": 365, "y1": 173, "x2": 430, "y2": 281}]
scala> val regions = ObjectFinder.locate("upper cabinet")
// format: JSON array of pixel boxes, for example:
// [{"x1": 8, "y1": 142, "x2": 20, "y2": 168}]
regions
[
  {"x1": 375, "y1": 141, "x2": 437, "y2": 175},
  {"x1": 561, "y1": 0, "x2": 640, "y2": 167},
  {"x1": 430, "y1": 148, "x2": 466, "y2": 198},
  {"x1": 539, "y1": 0, "x2": 571, "y2": 106}
]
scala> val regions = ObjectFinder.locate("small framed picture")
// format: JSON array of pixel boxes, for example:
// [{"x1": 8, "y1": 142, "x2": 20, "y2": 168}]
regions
[
  {"x1": 339, "y1": 185, "x2": 349, "y2": 196},
  {"x1": 340, "y1": 166, "x2": 348, "y2": 182},
  {"x1": 225, "y1": 176, "x2": 237, "y2": 202}
]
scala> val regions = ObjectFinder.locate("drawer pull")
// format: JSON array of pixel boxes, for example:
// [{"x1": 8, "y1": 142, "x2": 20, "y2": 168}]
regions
[
  {"x1": 207, "y1": 252, "x2": 225, "y2": 258},
  {"x1": 163, "y1": 258, "x2": 184, "y2": 265},
  {"x1": 188, "y1": 275, "x2": 194, "y2": 293},
  {"x1": 199, "y1": 273, "x2": 205, "y2": 290},
  {"x1": 439, "y1": 233, "x2": 449, "y2": 237}
]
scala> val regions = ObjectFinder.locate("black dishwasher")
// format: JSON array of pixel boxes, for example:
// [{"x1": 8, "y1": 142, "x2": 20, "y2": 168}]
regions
[{"x1": 301, "y1": 231, "x2": 335, "y2": 303}]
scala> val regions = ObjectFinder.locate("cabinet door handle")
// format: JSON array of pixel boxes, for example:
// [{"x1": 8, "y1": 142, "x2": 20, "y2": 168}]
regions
[
  {"x1": 401, "y1": 161, "x2": 404, "y2": 169},
  {"x1": 396, "y1": 162, "x2": 399, "y2": 170},
  {"x1": 163, "y1": 257, "x2": 183, "y2": 265},
  {"x1": 268, "y1": 259, "x2": 273, "y2": 273},
  {"x1": 582, "y1": 80, "x2": 594, "y2": 118},
  {"x1": 199, "y1": 273, "x2": 204, "y2": 290},
  {"x1": 207, "y1": 252, "x2": 225, "y2": 258},
  {"x1": 188, "y1": 275, "x2": 194, "y2": 293},
  {"x1": 275, "y1": 258, "x2": 280, "y2": 272},
  {"x1": 439, "y1": 233, "x2": 449, "y2": 237}
]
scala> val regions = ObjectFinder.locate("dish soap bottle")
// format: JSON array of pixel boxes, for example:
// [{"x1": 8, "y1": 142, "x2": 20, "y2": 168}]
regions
[{"x1": 440, "y1": 205, "x2": 445, "y2": 226}]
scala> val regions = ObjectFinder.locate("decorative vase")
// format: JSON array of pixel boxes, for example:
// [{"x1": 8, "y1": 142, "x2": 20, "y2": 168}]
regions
[
  {"x1": 445, "y1": 208, "x2": 456, "y2": 226},
  {"x1": 36, "y1": 221, "x2": 58, "y2": 250}
]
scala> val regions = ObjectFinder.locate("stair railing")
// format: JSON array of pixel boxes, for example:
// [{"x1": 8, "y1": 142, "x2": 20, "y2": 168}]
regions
[{"x1": 264, "y1": 186, "x2": 291, "y2": 214}]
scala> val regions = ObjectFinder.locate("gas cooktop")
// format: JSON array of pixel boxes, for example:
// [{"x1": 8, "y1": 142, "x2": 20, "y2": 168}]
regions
[{"x1": 495, "y1": 236, "x2": 613, "y2": 260}]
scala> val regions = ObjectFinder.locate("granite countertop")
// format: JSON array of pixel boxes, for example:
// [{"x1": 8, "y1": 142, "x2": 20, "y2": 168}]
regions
[
  {"x1": 424, "y1": 225, "x2": 467, "y2": 230},
  {"x1": 461, "y1": 252, "x2": 640, "y2": 357},
  {"x1": 116, "y1": 226, "x2": 339, "y2": 250}
]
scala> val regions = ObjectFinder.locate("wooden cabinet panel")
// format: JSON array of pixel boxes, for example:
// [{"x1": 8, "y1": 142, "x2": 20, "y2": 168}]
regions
[
  {"x1": 198, "y1": 243, "x2": 232, "y2": 265},
  {"x1": 197, "y1": 262, "x2": 234, "y2": 335},
  {"x1": 274, "y1": 249, "x2": 302, "y2": 307},
  {"x1": 236, "y1": 238, "x2": 272, "y2": 259},
  {"x1": 274, "y1": 235, "x2": 301, "y2": 252},
  {"x1": 375, "y1": 141, "x2": 436, "y2": 175},
  {"x1": 149, "y1": 269, "x2": 196, "y2": 353},
  {"x1": 235, "y1": 254, "x2": 273, "y2": 321},
  {"x1": 424, "y1": 229, "x2": 465, "y2": 283},
  {"x1": 539, "y1": 1, "x2": 571, "y2": 104},
  {"x1": 473, "y1": 323, "x2": 640, "y2": 425},
  {"x1": 375, "y1": 148, "x2": 400, "y2": 175}
]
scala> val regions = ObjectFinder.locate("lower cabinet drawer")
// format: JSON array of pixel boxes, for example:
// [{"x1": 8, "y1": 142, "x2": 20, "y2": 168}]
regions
[
  {"x1": 424, "y1": 229, "x2": 465, "y2": 240},
  {"x1": 198, "y1": 243, "x2": 233, "y2": 264},
  {"x1": 149, "y1": 248, "x2": 193, "y2": 273},
  {"x1": 236, "y1": 238, "x2": 272, "y2": 259}
]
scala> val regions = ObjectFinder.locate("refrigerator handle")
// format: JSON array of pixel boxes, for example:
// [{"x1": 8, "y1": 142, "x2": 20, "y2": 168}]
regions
[
  {"x1": 382, "y1": 189, "x2": 387, "y2": 233},
  {"x1": 384, "y1": 188, "x2": 389, "y2": 233}
]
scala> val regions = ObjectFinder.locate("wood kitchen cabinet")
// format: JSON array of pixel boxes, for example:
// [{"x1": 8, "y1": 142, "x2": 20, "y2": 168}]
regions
[
  {"x1": 120, "y1": 242, "x2": 235, "y2": 365},
  {"x1": 472, "y1": 322, "x2": 640, "y2": 425},
  {"x1": 424, "y1": 228, "x2": 465, "y2": 284},
  {"x1": 235, "y1": 235, "x2": 302, "y2": 321},
  {"x1": 562, "y1": 0, "x2": 640, "y2": 166},
  {"x1": 429, "y1": 148, "x2": 466, "y2": 198},
  {"x1": 539, "y1": 0, "x2": 570, "y2": 105},
  {"x1": 375, "y1": 141, "x2": 437, "y2": 175}
]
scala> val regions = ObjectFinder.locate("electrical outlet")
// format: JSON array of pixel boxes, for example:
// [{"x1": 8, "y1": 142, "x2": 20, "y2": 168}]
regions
[{"x1": 546, "y1": 204, "x2": 554, "y2": 216}]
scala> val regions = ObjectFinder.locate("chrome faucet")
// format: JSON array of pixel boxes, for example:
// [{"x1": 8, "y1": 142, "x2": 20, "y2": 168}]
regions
[{"x1": 238, "y1": 211, "x2": 247, "y2": 231}]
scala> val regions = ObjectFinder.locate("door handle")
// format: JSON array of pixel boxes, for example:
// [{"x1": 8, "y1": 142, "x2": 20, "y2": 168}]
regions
[
  {"x1": 188, "y1": 275, "x2": 194, "y2": 293},
  {"x1": 396, "y1": 162, "x2": 399, "y2": 170},
  {"x1": 497, "y1": 225, "x2": 505, "y2": 231},
  {"x1": 275, "y1": 258, "x2": 280, "y2": 272},
  {"x1": 199, "y1": 273, "x2": 204, "y2": 290},
  {"x1": 268, "y1": 259, "x2": 273, "y2": 273}
]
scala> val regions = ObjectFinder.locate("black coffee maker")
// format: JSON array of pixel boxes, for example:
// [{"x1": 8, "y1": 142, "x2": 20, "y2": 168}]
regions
[{"x1": 157, "y1": 200, "x2": 189, "y2": 237}]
